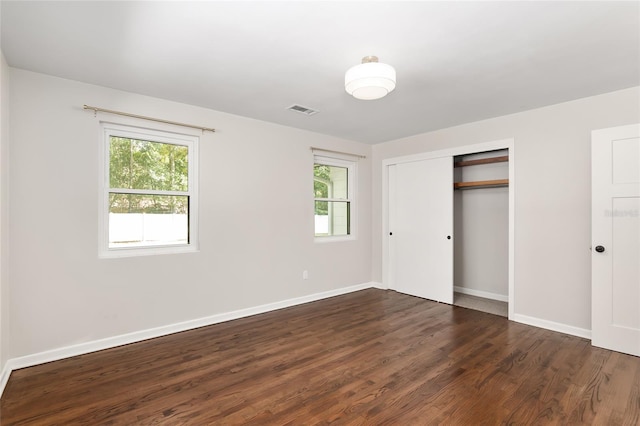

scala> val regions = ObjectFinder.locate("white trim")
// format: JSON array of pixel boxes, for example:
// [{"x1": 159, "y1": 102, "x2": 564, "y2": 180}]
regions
[
  {"x1": 512, "y1": 314, "x2": 591, "y2": 340},
  {"x1": 381, "y1": 138, "x2": 515, "y2": 319},
  {"x1": 0, "y1": 362, "x2": 12, "y2": 397},
  {"x1": 370, "y1": 281, "x2": 386, "y2": 290},
  {"x1": 108, "y1": 188, "x2": 188, "y2": 197},
  {"x1": 314, "y1": 234, "x2": 356, "y2": 243},
  {"x1": 381, "y1": 139, "x2": 514, "y2": 168},
  {"x1": 311, "y1": 147, "x2": 365, "y2": 161},
  {"x1": 454, "y1": 286, "x2": 508, "y2": 302},
  {"x1": 99, "y1": 122, "x2": 200, "y2": 258},
  {"x1": 507, "y1": 142, "x2": 515, "y2": 320},
  {"x1": 0, "y1": 282, "x2": 378, "y2": 398},
  {"x1": 99, "y1": 243, "x2": 198, "y2": 258},
  {"x1": 314, "y1": 154, "x2": 357, "y2": 241}
]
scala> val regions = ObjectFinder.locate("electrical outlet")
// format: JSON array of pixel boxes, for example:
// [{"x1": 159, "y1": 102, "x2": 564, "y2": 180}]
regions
[{"x1": 303, "y1": 270, "x2": 309, "y2": 280}]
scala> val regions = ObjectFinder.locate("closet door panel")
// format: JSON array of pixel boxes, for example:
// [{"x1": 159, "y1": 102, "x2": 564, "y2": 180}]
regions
[
  {"x1": 390, "y1": 157, "x2": 453, "y2": 303},
  {"x1": 592, "y1": 124, "x2": 640, "y2": 356}
]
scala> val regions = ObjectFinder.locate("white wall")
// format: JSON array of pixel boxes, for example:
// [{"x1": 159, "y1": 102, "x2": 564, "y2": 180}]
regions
[
  {"x1": 373, "y1": 86, "x2": 640, "y2": 332},
  {"x1": 8, "y1": 69, "x2": 372, "y2": 359}
]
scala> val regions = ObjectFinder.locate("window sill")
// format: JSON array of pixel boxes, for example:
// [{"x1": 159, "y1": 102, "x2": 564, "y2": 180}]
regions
[
  {"x1": 314, "y1": 235, "x2": 356, "y2": 244},
  {"x1": 99, "y1": 244, "x2": 199, "y2": 258}
]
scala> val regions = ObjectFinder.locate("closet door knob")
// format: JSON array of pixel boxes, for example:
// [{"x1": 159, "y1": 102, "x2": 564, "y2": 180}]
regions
[
  {"x1": 595, "y1": 245, "x2": 605, "y2": 253},
  {"x1": 447, "y1": 235, "x2": 451, "y2": 240}
]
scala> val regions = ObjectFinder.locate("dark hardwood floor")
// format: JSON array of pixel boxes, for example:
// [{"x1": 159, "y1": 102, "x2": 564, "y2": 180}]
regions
[{"x1": 2, "y1": 289, "x2": 639, "y2": 425}]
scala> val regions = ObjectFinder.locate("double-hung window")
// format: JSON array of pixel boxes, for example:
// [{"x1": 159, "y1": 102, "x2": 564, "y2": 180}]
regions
[
  {"x1": 100, "y1": 123, "x2": 198, "y2": 257},
  {"x1": 313, "y1": 155, "x2": 355, "y2": 240}
]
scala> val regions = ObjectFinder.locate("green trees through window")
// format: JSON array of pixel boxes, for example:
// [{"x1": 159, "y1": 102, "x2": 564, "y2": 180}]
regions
[
  {"x1": 109, "y1": 137, "x2": 189, "y2": 214},
  {"x1": 313, "y1": 164, "x2": 331, "y2": 215}
]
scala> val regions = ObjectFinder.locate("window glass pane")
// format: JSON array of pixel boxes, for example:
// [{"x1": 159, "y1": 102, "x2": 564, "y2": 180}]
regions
[
  {"x1": 314, "y1": 201, "x2": 350, "y2": 237},
  {"x1": 313, "y1": 164, "x2": 348, "y2": 199},
  {"x1": 314, "y1": 178, "x2": 329, "y2": 199},
  {"x1": 110, "y1": 137, "x2": 189, "y2": 191},
  {"x1": 109, "y1": 193, "x2": 188, "y2": 247}
]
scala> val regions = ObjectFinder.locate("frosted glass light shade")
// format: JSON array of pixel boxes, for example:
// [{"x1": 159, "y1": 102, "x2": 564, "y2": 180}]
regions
[{"x1": 345, "y1": 59, "x2": 396, "y2": 100}]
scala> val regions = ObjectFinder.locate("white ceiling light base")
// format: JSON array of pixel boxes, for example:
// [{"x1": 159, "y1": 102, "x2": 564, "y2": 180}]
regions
[{"x1": 345, "y1": 56, "x2": 396, "y2": 100}]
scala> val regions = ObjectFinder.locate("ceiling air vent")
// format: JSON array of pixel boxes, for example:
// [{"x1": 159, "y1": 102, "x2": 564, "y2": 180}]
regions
[{"x1": 287, "y1": 104, "x2": 319, "y2": 116}]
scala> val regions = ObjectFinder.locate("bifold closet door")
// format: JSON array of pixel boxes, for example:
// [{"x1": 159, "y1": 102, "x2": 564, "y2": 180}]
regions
[{"x1": 389, "y1": 157, "x2": 453, "y2": 304}]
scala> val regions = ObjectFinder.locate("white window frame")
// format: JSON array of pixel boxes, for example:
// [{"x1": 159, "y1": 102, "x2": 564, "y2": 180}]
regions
[
  {"x1": 99, "y1": 123, "x2": 199, "y2": 258},
  {"x1": 313, "y1": 155, "x2": 356, "y2": 242}
]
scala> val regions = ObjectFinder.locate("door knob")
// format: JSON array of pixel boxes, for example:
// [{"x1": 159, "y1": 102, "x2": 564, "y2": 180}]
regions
[{"x1": 595, "y1": 245, "x2": 605, "y2": 253}]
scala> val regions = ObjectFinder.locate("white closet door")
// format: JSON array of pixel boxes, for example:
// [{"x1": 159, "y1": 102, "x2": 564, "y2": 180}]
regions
[
  {"x1": 592, "y1": 124, "x2": 640, "y2": 357},
  {"x1": 389, "y1": 157, "x2": 453, "y2": 303}
]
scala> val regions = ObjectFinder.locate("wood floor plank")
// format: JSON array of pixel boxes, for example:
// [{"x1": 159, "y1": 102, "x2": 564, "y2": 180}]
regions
[{"x1": 2, "y1": 289, "x2": 639, "y2": 425}]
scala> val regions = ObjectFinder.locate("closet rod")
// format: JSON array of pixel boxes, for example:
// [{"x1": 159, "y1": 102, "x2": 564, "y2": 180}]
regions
[
  {"x1": 83, "y1": 105, "x2": 216, "y2": 133},
  {"x1": 454, "y1": 155, "x2": 508, "y2": 168},
  {"x1": 454, "y1": 179, "x2": 509, "y2": 189}
]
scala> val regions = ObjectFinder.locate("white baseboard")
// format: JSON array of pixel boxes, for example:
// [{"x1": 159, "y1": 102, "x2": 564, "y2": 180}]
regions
[
  {"x1": 512, "y1": 313, "x2": 591, "y2": 340},
  {"x1": 370, "y1": 281, "x2": 386, "y2": 290},
  {"x1": 0, "y1": 282, "x2": 378, "y2": 398},
  {"x1": 454, "y1": 286, "x2": 508, "y2": 302},
  {"x1": 0, "y1": 361, "x2": 11, "y2": 397}
]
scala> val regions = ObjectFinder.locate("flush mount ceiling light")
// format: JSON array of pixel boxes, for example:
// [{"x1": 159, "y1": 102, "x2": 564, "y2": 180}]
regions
[{"x1": 345, "y1": 56, "x2": 396, "y2": 100}]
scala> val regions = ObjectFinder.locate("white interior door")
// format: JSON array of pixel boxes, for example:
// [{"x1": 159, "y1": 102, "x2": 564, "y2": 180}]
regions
[
  {"x1": 389, "y1": 157, "x2": 453, "y2": 303},
  {"x1": 592, "y1": 124, "x2": 640, "y2": 357}
]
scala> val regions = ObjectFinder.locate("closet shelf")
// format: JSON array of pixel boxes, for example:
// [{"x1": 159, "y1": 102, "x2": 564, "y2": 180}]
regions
[
  {"x1": 454, "y1": 155, "x2": 508, "y2": 168},
  {"x1": 454, "y1": 179, "x2": 509, "y2": 189}
]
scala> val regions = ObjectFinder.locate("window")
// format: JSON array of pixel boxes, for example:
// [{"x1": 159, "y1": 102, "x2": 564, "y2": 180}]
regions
[
  {"x1": 100, "y1": 123, "x2": 198, "y2": 257},
  {"x1": 313, "y1": 156, "x2": 355, "y2": 239}
]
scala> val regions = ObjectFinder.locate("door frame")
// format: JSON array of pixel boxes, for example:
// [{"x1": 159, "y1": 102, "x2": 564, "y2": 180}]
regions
[{"x1": 382, "y1": 138, "x2": 515, "y2": 319}]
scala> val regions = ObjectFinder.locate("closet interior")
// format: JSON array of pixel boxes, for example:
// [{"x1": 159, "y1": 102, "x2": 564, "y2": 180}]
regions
[{"x1": 453, "y1": 149, "x2": 509, "y2": 317}]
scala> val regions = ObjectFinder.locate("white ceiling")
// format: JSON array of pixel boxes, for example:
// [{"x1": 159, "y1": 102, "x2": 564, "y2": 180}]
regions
[{"x1": 2, "y1": 1, "x2": 639, "y2": 144}]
